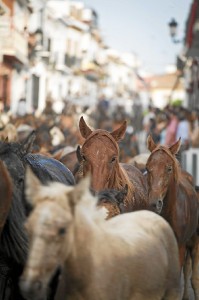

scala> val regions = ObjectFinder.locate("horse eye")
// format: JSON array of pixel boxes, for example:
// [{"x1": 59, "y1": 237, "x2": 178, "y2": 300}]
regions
[
  {"x1": 110, "y1": 157, "x2": 116, "y2": 163},
  {"x1": 18, "y1": 177, "x2": 24, "y2": 185},
  {"x1": 58, "y1": 227, "x2": 66, "y2": 235}
]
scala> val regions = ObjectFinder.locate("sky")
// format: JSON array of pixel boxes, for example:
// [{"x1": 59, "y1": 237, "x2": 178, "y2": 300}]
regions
[{"x1": 80, "y1": 0, "x2": 192, "y2": 75}]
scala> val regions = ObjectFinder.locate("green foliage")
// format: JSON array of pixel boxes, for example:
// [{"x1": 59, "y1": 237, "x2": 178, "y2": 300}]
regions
[{"x1": 171, "y1": 99, "x2": 183, "y2": 107}]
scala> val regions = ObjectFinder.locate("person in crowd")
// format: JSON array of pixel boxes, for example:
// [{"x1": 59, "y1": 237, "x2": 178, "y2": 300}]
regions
[
  {"x1": 190, "y1": 109, "x2": 199, "y2": 148},
  {"x1": 132, "y1": 94, "x2": 143, "y2": 132},
  {"x1": 142, "y1": 105, "x2": 156, "y2": 134},
  {"x1": 148, "y1": 117, "x2": 160, "y2": 144},
  {"x1": 176, "y1": 109, "x2": 190, "y2": 151},
  {"x1": 165, "y1": 108, "x2": 178, "y2": 146},
  {"x1": 176, "y1": 109, "x2": 190, "y2": 164},
  {"x1": 157, "y1": 113, "x2": 170, "y2": 145}
]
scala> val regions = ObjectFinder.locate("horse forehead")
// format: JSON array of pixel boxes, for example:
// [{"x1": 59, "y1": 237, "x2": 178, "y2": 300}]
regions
[
  {"x1": 83, "y1": 134, "x2": 117, "y2": 156},
  {"x1": 34, "y1": 202, "x2": 67, "y2": 225},
  {"x1": 148, "y1": 149, "x2": 172, "y2": 165}
]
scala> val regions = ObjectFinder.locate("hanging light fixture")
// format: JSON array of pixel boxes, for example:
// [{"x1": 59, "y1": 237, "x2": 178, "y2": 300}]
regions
[{"x1": 168, "y1": 18, "x2": 182, "y2": 44}]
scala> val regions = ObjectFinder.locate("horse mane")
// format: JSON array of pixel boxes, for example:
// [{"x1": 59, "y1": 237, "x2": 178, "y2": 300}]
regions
[
  {"x1": 149, "y1": 145, "x2": 180, "y2": 181},
  {"x1": 0, "y1": 187, "x2": 28, "y2": 266},
  {"x1": 0, "y1": 141, "x2": 28, "y2": 265},
  {"x1": 97, "y1": 190, "x2": 120, "y2": 205},
  {"x1": 33, "y1": 179, "x2": 108, "y2": 224},
  {"x1": 0, "y1": 141, "x2": 21, "y2": 156},
  {"x1": 113, "y1": 164, "x2": 135, "y2": 207}
]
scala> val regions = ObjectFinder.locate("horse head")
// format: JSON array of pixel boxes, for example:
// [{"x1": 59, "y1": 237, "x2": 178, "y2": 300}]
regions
[
  {"x1": 146, "y1": 135, "x2": 181, "y2": 214},
  {"x1": 79, "y1": 116, "x2": 127, "y2": 192},
  {"x1": 20, "y1": 170, "x2": 90, "y2": 300}
]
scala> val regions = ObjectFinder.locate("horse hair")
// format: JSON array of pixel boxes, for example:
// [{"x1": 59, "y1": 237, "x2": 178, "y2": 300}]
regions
[{"x1": 0, "y1": 186, "x2": 28, "y2": 266}]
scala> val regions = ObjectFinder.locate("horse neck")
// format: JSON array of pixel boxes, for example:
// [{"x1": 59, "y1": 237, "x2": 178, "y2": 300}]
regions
[
  {"x1": 110, "y1": 164, "x2": 139, "y2": 211},
  {"x1": 68, "y1": 204, "x2": 104, "y2": 259},
  {"x1": 162, "y1": 179, "x2": 178, "y2": 228},
  {"x1": 62, "y1": 206, "x2": 105, "y2": 289}
]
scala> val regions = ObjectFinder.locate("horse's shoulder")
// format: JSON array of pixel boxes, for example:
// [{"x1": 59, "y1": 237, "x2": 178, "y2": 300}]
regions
[
  {"x1": 121, "y1": 163, "x2": 147, "y2": 188},
  {"x1": 121, "y1": 162, "x2": 143, "y2": 176}
]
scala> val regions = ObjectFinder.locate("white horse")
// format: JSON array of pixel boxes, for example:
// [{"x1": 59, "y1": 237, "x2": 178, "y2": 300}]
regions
[{"x1": 20, "y1": 168, "x2": 181, "y2": 300}]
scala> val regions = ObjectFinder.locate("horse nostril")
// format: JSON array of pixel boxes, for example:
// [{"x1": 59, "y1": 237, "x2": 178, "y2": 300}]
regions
[
  {"x1": 34, "y1": 280, "x2": 42, "y2": 291},
  {"x1": 20, "y1": 278, "x2": 43, "y2": 294},
  {"x1": 156, "y1": 199, "x2": 163, "y2": 213}
]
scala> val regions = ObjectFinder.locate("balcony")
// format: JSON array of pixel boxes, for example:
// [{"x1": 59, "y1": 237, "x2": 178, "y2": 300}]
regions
[{"x1": 0, "y1": 23, "x2": 28, "y2": 65}]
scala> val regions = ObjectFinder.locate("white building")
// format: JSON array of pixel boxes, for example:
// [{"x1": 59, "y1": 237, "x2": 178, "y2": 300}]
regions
[
  {"x1": 101, "y1": 49, "x2": 138, "y2": 101},
  {"x1": 26, "y1": 0, "x2": 104, "y2": 113}
]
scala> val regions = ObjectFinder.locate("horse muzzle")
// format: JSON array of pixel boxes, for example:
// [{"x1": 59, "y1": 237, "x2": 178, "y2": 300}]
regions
[
  {"x1": 19, "y1": 278, "x2": 47, "y2": 300},
  {"x1": 150, "y1": 199, "x2": 163, "y2": 214}
]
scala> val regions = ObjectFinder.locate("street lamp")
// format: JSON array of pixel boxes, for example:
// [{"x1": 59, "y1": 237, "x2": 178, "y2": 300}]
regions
[{"x1": 168, "y1": 18, "x2": 182, "y2": 44}]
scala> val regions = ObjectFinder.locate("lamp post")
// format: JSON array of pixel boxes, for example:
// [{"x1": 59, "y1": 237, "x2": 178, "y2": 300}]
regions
[{"x1": 168, "y1": 18, "x2": 183, "y2": 44}]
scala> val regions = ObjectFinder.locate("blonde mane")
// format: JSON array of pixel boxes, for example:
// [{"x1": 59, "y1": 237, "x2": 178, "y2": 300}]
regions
[{"x1": 72, "y1": 179, "x2": 109, "y2": 223}]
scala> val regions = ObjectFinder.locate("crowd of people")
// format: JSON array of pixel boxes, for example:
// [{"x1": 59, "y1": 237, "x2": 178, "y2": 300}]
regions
[
  {"x1": 142, "y1": 104, "x2": 199, "y2": 153},
  {"x1": 1, "y1": 96, "x2": 199, "y2": 164}
]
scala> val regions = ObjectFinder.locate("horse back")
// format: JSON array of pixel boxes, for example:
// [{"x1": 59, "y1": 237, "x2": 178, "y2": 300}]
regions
[{"x1": 176, "y1": 175, "x2": 199, "y2": 242}]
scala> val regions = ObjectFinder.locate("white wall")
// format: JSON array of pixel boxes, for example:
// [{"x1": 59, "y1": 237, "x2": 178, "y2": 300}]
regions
[
  {"x1": 10, "y1": 70, "x2": 27, "y2": 114},
  {"x1": 151, "y1": 89, "x2": 185, "y2": 109}
]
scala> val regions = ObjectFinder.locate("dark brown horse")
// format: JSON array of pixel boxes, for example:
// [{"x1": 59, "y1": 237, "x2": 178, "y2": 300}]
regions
[
  {"x1": 146, "y1": 135, "x2": 199, "y2": 299},
  {"x1": 79, "y1": 116, "x2": 148, "y2": 214},
  {"x1": 0, "y1": 132, "x2": 75, "y2": 300},
  {"x1": 0, "y1": 161, "x2": 12, "y2": 236}
]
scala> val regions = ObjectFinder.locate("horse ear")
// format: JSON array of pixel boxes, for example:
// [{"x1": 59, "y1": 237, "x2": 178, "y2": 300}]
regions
[
  {"x1": 25, "y1": 166, "x2": 42, "y2": 207},
  {"x1": 79, "y1": 116, "x2": 92, "y2": 139},
  {"x1": 111, "y1": 121, "x2": 127, "y2": 142},
  {"x1": 147, "y1": 135, "x2": 156, "y2": 152},
  {"x1": 69, "y1": 175, "x2": 91, "y2": 207},
  {"x1": 20, "y1": 131, "x2": 36, "y2": 156},
  {"x1": 169, "y1": 138, "x2": 181, "y2": 155},
  {"x1": 76, "y1": 145, "x2": 82, "y2": 162}
]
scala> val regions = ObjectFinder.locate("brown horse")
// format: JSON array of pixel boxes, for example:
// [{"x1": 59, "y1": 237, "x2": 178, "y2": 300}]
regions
[
  {"x1": 146, "y1": 135, "x2": 199, "y2": 299},
  {"x1": 20, "y1": 170, "x2": 181, "y2": 300},
  {"x1": 78, "y1": 116, "x2": 148, "y2": 214},
  {"x1": 0, "y1": 160, "x2": 13, "y2": 235}
]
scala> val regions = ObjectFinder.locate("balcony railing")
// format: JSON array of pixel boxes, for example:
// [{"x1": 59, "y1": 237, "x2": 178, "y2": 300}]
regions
[{"x1": 0, "y1": 21, "x2": 28, "y2": 65}]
